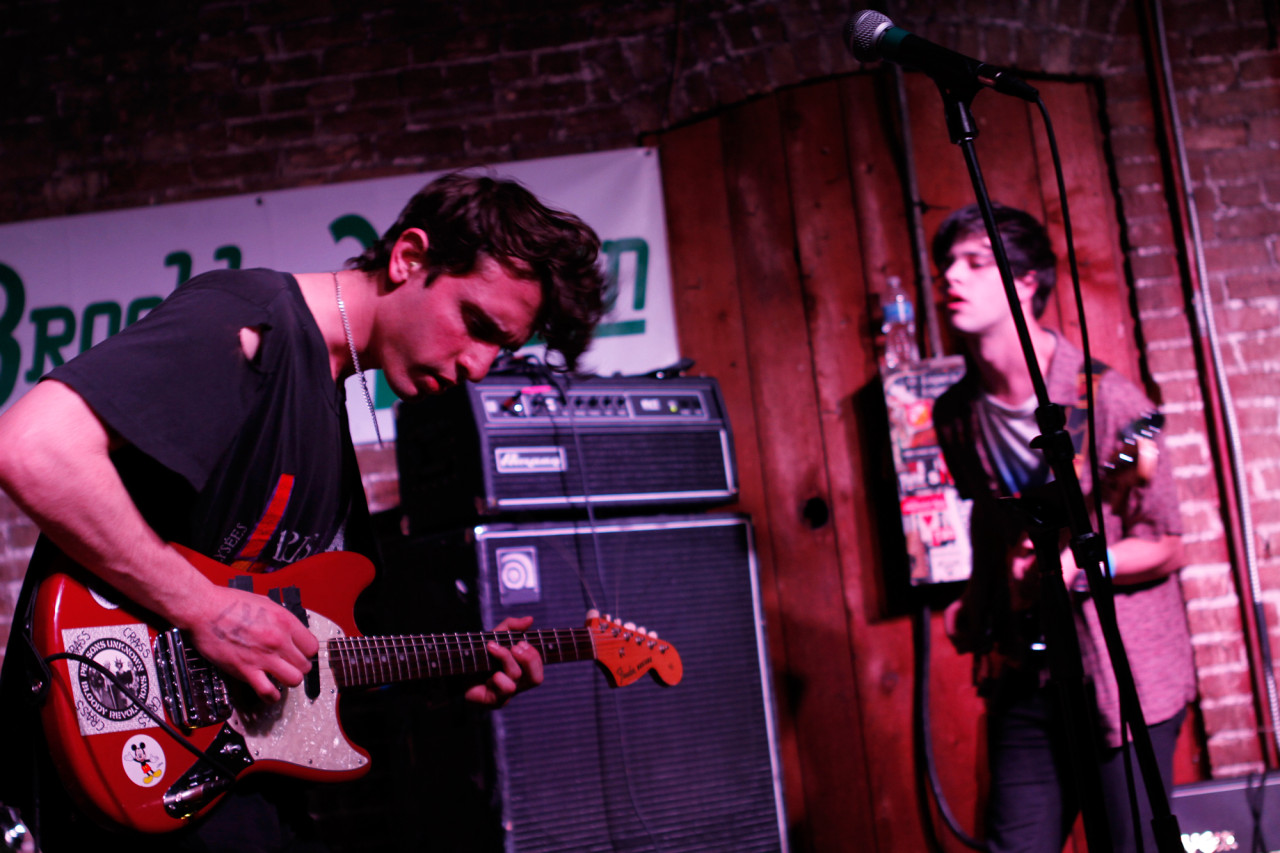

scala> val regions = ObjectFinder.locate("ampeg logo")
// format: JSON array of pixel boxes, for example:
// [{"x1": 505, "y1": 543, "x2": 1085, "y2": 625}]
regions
[
  {"x1": 494, "y1": 446, "x2": 567, "y2": 474},
  {"x1": 496, "y1": 547, "x2": 541, "y2": 606}
]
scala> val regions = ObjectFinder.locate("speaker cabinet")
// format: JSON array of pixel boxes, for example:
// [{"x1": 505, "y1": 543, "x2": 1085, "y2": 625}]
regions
[
  {"x1": 396, "y1": 375, "x2": 738, "y2": 533},
  {"x1": 472, "y1": 513, "x2": 787, "y2": 853},
  {"x1": 1171, "y1": 773, "x2": 1280, "y2": 852}
]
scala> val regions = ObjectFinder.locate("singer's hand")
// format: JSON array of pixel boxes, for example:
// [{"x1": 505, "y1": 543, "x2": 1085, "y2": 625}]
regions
[
  {"x1": 1059, "y1": 544, "x2": 1082, "y2": 593},
  {"x1": 1007, "y1": 537, "x2": 1039, "y2": 612}
]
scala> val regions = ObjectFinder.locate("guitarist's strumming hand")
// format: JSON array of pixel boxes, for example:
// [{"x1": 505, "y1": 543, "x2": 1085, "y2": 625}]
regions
[
  {"x1": 464, "y1": 615, "x2": 545, "y2": 708},
  {"x1": 1005, "y1": 536, "x2": 1083, "y2": 612},
  {"x1": 183, "y1": 582, "x2": 320, "y2": 703}
]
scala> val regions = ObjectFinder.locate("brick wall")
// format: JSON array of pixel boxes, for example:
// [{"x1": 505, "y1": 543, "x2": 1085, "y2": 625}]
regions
[
  {"x1": 2, "y1": 0, "x2": 1278, "y2": 778},
  {"x1": 0, "y1": 0, "x2": 863, "y2": 224},
  {"x1": 1098, "y1": 1, "x2": 1280, "y2": 775}
]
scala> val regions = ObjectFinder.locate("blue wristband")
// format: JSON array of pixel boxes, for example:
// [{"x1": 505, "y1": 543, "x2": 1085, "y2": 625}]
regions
[{"x1": 1105, "y1": 548, "x2": 1117, "y2": 577}]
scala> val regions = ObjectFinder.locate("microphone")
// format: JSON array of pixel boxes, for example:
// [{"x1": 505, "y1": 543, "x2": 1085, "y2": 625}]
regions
[{"x1": 844, "y1": 10, "x2": 1039, "y2": 102}]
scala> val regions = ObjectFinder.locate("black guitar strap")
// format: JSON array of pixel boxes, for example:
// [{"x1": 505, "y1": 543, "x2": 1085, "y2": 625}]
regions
[{"x1": 1063, "y1": 358, "x2": 1110, "y2": 458}]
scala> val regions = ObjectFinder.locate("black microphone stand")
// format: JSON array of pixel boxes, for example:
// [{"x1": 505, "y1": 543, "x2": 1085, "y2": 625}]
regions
[{"x1": 931, "y1": 77, "x2": 1184, "y2": 853}]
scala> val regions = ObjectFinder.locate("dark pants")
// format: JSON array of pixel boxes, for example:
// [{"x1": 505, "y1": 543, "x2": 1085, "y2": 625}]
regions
[{"x1": 985, "y1": 680, "x2": 1185, "y2": 853}]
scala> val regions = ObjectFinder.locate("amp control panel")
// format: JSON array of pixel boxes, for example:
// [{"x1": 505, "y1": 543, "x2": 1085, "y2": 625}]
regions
[{"x1": 479, "y1": 384, "x2": 710, "y2": 423}]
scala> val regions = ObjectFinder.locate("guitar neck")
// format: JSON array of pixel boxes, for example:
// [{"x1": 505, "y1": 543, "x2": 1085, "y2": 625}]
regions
[{"x1": 328, "y1": 628, "x2": 596, "y2": 689}]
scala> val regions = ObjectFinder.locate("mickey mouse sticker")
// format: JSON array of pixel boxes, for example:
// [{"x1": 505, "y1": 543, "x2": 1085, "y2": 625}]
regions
[{"x1": 121, "y1": 736, "x2": 165, "y2": 787}]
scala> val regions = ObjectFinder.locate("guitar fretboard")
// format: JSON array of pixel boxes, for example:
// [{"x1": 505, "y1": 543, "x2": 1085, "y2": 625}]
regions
[{"x1": 327, "y1": 629, "x2": 596, "y2": 689}]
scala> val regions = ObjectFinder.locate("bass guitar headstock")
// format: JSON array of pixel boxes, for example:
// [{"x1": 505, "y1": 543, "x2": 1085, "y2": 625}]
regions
[{"x1": 585, "y1": 609, "x2": 684, "y2": 688}]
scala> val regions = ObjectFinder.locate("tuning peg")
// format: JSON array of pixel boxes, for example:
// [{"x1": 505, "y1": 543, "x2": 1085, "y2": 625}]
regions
[
  {"x1": 586, "y1": 608, "x2": 600, "y2": 619},
  {"x1": 649, "y1": 630, "x2": 659, "y2": 639},
  {"x1": 623, "y1": 621, "x2": 636, "y2": 632},
  {"x1": 636, "y1": 626, "x2": 646, "y2": 635}
]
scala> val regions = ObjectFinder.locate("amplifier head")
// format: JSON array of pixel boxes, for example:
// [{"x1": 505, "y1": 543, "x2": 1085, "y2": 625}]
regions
[{"x1": 397, "y1": 374, "x2": 738, "y2": 533}]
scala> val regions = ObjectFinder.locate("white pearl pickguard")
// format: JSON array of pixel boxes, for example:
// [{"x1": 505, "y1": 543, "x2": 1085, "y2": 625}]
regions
[{"x1": 227, "y1": 610, "x2": 367, "y2": 772}]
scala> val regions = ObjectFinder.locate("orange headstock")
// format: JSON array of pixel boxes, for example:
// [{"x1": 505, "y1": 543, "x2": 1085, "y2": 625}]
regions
[{"x1": 584, "y1": 610, "x2": 683, "y2": 688}]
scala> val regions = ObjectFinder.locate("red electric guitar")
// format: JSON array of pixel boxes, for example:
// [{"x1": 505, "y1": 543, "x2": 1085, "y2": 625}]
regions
[{"x1": 31, "y1": 545, "x2": 683, "y2": 834}]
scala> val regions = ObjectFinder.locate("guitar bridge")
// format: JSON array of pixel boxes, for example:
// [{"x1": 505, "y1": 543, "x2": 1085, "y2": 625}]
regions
[
  {"x1": 162, "y1": 724, "x2": 253, "y2": 819},
  {"x1": 154, "y1": 628, "x2": 232, "y2": 728}
]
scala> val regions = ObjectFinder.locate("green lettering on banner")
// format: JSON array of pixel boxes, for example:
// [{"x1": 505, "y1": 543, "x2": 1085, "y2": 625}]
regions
[
  {"x1": 0, "y1": 264, "x2": 26, "y2": 405},
  {"x1": 375, "y1": 369, "x2": 395, "y2": 410},
  {"x1": 127, "y1": 297, "x2": 162, "y2": 325},
  {"x1": 26, "y1": 305, "x2": 75, "y2": 382},
  {"x1": 332, "y1": 213, "x2": 384, "y2": 406},
  {"x1": 214, "y1": 245, "x2": 242, "y2": 269},
  {"x1": 582, "y1": 238, "x2": 650, "y2": 340},
  {"x1": 165, "y1": 251, "x2": 193, "y2": 287},
  {"x1": 330, "y1": 214, "x2": 378, "y2": 251},
  {"x1": 601, "y1": 238, "x2": 649, "y2": 311},
  {"x1": 593, "y1": 320, "x2": 646, "y2": 337},
  {"x1": 81, "y1": 301, "x2": 122, "y2": 351},
  {"x1": 166, "y1": 246, "x2": 242, "y2": 287}
]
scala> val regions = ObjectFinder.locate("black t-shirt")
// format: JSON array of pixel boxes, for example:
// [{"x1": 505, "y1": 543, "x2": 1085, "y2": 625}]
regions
[
  {"x1": 49, "y1": 267, "x2": 360, "y2": 570},
  {"x1": 0, "y1": 268, "x2": 374, "y2": 847}
]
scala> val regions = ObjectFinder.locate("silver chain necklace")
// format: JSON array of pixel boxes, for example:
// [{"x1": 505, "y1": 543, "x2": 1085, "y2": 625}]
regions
[{"x1": 333, "y1": 271, "x2": 383, "y2": 446}]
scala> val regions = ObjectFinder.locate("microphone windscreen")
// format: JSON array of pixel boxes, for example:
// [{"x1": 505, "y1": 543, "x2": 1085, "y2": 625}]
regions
[{"x1": 844, "y1": 9, "x2": 894, "y2": 61}]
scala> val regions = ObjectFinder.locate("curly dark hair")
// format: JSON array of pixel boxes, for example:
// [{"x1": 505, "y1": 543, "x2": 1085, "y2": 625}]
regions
[
  {"x1": 931, "y1": 203, "x2": 1058, "y2": 318},
  {"x1": 348, "y1": 172, "x2": 606, "y2": 370}
]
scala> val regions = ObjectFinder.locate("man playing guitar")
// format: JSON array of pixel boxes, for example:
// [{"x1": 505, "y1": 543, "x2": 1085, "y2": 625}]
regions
[
  {"x1": 932, "y1": 203, "x2": 1195, "y2": 853},
  {"x1": 0, "y1": 172, "x2": 607, "y2": 852}
]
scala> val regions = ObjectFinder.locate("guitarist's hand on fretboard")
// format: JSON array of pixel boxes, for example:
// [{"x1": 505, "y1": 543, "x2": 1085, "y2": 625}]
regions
[{"x1": 463, "y1": 614, "x2": 545, "y2": 708}]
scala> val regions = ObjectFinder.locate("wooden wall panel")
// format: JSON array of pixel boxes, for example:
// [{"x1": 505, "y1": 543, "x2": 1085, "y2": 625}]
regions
[
  {"x1": 659, "y1": 71, "x2": 1174, "y2": 853},
  {"x1": 776, "y1": 78, "x2": 900, "y2": 847},
  {"x1": 717, "y1": 95, "x2": 870, "y2": 853},
  {"x1": 656, "y1": 117, "x2": 810, "y2": 836}
]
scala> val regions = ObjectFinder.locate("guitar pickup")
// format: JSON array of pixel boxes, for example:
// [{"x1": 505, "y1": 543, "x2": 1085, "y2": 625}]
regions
[
  {"x1": 154, "y1": 628, "x2": 232, "y2": 729},
  {"x1": 269, "y1": 585, "x2": 321, "y2": 700}
]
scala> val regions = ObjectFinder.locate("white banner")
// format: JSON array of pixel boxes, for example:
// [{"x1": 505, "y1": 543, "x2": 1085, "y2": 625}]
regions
[{"x1": 0, "y1": 148, "x2": 679, "y2": 443}]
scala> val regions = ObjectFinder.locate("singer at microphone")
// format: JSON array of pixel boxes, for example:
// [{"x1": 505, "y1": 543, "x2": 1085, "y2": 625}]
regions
[{"x1": 845, "y1": 10, "x2": 1039, "y2": 103}]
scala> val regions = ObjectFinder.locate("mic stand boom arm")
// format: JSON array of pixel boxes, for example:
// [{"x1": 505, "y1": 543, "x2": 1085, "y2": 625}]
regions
[{"x1": 935, "y1": 82, "x2": 1183, "y2": 853}]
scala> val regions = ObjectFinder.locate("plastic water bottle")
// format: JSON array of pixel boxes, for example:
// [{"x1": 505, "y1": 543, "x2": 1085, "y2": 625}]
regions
[{"x1": 881, "y1": 276, "x2": 919, "y2": 371}]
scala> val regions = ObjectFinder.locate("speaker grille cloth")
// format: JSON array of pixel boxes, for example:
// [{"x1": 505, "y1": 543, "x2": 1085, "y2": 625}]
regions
[{"x1": 478, "y1": 517, "x2": 783, "y2": 852}]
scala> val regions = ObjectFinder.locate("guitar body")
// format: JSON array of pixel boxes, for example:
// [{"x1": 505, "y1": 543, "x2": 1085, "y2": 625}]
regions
[
  {"x1": 31, "y1": 545, "x2": 682, "y2": 834},
  {"x1": 32, "y1": 547, "x2": 376, "y2": 834}
]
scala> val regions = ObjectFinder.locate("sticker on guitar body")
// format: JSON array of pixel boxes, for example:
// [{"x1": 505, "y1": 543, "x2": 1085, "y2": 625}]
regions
[
  {"x1": 122, "y1": 735, "x2": 167, "y2": 787},
  {"x1": 62, "y1": 624, "x2": 164, "y2": 736}
]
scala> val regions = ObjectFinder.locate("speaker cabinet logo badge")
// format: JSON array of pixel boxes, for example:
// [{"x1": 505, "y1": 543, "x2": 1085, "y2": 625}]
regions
[{"x1": 496, "y1": 547, "x2": 541, "y2": 605}]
